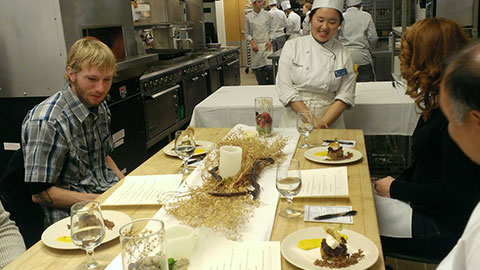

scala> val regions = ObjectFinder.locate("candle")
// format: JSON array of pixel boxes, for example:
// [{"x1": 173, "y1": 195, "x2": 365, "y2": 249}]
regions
[{"x1": 219, "y1": 146, "x2": 242, "y2": 178}]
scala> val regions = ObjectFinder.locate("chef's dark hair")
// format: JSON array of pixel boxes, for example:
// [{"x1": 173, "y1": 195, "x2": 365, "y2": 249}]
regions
[{"x1": 309, "y1": 7, "x2": 344, "y2": 24}]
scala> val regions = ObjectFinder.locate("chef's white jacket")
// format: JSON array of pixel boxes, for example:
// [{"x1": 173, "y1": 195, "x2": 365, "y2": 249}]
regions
[
  {"x1": 269, "y1": 7, "x2": 287, "y2": 39},
  {"x1": 245, "y1": 9, "x2": 274, "y2": 69},
  {"x1": 338, "y1": 7, "x2": 378, "y2": 66},
  {"x1": 276, "y1": 34, "x2": 355, "y2": 107},
  {"x1": 286, "y1": 11, "x2": 302, "y2": 40},
  {"x1": 276, "y1": 35, "x2": 355, "y2": 128},
  {"x1": 437, "y1": 202, "x2": 480, "y2": 270}
]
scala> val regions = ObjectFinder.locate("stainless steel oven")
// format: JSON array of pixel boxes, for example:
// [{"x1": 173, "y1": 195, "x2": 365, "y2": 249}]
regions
[
  {"x1": 182, "y1": 60, "x2": 209, "y2": 116},
  {"x1": 140, "y1": 68, "x2": 184, "y2": 148},
  {"x1": 220, "y1": 51, "x2": 241, "y2": 86},
  {"x1": 207, "y1": 56, "x2": 222, "y2": 95}
]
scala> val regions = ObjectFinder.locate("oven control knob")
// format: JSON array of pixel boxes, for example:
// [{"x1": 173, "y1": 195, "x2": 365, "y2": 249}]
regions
[
  {"x1": 154, "y1": 79, "x2": 159, "y2": 86},
  {"x1": 106, "y1": 93, "x2": 112, "y2": 103}
]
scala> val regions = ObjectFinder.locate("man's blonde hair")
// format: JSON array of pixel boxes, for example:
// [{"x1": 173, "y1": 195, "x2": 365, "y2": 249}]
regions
[{"x1": 65, "y1": 38, "x2": 116, "y2": 82}]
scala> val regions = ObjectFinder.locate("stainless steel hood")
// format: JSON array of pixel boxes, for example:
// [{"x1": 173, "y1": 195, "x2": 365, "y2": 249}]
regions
[{"x1": 0, "y1": 0, "x2": 157, "y2": 98}]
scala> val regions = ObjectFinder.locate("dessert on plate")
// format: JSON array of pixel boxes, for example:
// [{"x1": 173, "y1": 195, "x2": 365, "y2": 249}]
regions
[
  {"x1": 327, "y1": 142, "x2": 353, "y2": 161},
  {"x1": 314, "y1": 226, "x2": 365, "y2": 268}
]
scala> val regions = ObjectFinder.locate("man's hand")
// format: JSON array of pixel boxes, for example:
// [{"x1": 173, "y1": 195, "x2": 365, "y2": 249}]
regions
[
  {"x1": 265, "y1": 40, "x2": 272, "y2": 51},
  {"x1": 313, "y1": 117, "x2": 329, "y2": 129},
  {"x1": 374, "y1": 176, "x2": 395, "y2": 198},
  {"x1": 251, "y1": 40, "x2": 259, "y2": 52}
]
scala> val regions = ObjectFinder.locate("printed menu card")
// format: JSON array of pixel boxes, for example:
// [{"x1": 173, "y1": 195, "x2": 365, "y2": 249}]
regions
[{"x1": 296, "y1": 167, "x2": 349, "y2": 198}]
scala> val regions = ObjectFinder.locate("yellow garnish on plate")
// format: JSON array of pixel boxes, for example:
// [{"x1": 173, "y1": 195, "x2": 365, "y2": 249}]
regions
[
  {"x1": 314, "y1": 151, "x2": 328, "y2": 157},
  {"x1": 56, "y1": 236, "x2": 72, "y2": 243},
  {"x1": 194, "y1": 148, "x2": 204, "y2": 154},
  {"x1": 297, "y1": 238, "x2": 323, "y2": 250}
]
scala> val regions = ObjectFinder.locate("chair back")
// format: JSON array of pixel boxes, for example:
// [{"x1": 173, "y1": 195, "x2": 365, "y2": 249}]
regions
[{"x1": 0, "y1": 149, "x2": 45, "y2": 248}]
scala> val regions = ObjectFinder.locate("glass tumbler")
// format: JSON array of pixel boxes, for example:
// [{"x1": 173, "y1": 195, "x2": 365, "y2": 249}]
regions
[
  {"x1": 255, "y1": 97, "x2": 273, "y2": 138},
  {"x1": 119, "y1": 219, "x2": 168, "y2": 270}
]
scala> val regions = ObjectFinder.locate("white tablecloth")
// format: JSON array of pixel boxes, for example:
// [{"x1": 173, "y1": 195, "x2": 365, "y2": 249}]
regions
[{"x1": 190, "y1": 82, "x2": 419, "y2": 136}]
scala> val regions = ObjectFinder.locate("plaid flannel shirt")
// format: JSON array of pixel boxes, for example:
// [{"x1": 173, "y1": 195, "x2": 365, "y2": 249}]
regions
[{"x1": 22, "y1": 85, "x2": 118, "y2": 226}]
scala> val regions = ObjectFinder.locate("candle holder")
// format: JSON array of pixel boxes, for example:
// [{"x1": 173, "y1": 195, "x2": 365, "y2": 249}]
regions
[{"x1": 255, "y1": 97, "x2": 273, "y2": 138}]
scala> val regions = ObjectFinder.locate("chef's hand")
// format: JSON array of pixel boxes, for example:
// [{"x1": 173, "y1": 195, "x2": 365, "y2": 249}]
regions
[
  {"x1": 374, "y1": 176, "x2": 395, "y2": 197},
  {"x1": 251, "y1": 40, "x2": 259, "y2": 52},
  {"x1": 265, "y1": 41, "x2": 272, "y2": 51},
  {"x1": 313, "y1": 117, "x2": 329, "y2": 129}
]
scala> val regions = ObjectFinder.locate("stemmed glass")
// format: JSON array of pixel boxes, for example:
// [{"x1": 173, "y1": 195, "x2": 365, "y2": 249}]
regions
[
  {"x1": 70, "y1": 201, "x2": 106, "y2": 269},
  {"x1": 175, "y1": 129, "x2": 196, "y2": 175},
  {"x1": 276, "y1": 159, "x2": 303, "y2": 218},
  {"x1": 296, "y1": 110, "x2": 314, "y2": 148}
]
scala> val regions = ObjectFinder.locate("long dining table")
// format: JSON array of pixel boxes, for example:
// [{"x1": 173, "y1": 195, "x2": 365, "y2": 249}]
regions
[{"x1": 5, "y1": 128, "x2": 384, "y2": 270}]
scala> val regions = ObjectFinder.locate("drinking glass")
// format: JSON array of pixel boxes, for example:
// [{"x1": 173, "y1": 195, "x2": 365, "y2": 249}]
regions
[
  {"x1": 255, "y1": 97, "x2": 273, "y2": 138},
  {"x1": 276, "y1": 159, "x2": 303, "y2": 218},
  {"x1": 175, "y1": 129, "x2": 196, "y2": 175},
  {"x1": 119, "y1": 218, "x2": 168, "y2": 270},
  {"x1": 70, "y1": 201, "x2": 106, "y2": 269},
  {"x1": 296, "y1": 110, "x2": 314, "y2": 148}
]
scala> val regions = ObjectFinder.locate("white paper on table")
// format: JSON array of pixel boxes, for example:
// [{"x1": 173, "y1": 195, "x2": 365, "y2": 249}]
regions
[
  {"x1": 105, "y1": 253, "x2": 122, "y2": 270},
  {"x1": 189, "y1": 227, "x2": 281, "y2": 270},
  {"x1": 102, "y1": 174, "x2": 182, "y2": 205},
  {"x1": 304, "y1": 205, "x2": 354, "y2": 224},
  {"x1": 321, "y1": 140, "x2": 356, "y2": 149},
  {"x1": 296, "y1": 167, "x2": 349, "y2": 198}
]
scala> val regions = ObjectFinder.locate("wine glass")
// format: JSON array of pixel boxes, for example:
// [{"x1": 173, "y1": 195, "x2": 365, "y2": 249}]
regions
[
  {"x1": 296, "y1": 110, "x2": 314, "y2": 148},
  {"x1": 70, "y1": 201, "x2": 106, "y2": 269},
  {"x1": 276, "y1": 159, "x2": 303, "y2": 218},
  {"x1": 175, "y1": 129, "x2": 196, "y2": 175}
]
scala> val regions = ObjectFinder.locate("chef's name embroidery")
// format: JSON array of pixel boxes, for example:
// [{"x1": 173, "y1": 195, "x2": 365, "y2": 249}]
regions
[{"x1": 334, "y1": 68, "x2": 348, "y2": 77}]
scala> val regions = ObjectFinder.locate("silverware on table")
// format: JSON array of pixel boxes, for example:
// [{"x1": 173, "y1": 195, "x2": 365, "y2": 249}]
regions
[
  {"x1": 313, "y1": 210, "x2": 357, "y2": 220},
  {"x1": 323, "y1": 140, "x2": 354, "y2": 145}
]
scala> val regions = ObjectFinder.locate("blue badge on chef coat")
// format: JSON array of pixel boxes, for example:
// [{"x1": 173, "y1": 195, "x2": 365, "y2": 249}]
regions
[{"x1": 334, "y1": 68, "x2": 348, "y2": 78}]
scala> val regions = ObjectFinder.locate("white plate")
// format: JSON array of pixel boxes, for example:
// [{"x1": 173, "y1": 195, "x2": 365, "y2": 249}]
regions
[
  {"x1": 41, "y1": 210, "x2": 131, "y2": 250},
  {"x1": 304, "y1": 147, "x2": 362, "y2": 164},
  {"x1": 163, "y1": 140, "x2": 215, "y2": 157},
  {"x1": 281, "y1": 227, "x2": 379, "y2": 270}
]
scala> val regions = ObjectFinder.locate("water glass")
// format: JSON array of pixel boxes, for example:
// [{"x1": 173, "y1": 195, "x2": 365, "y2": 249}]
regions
[
  {"x1": 276, "y1": 159, "x2": 302, "y2": 218},
  {"x1": 119, "y1": 218, "x2": 168, "y2": 270},
  {"x1": 296, "y1": 110, "x2": 314, "y2": 148},
  {"x1": 175, "y1": 129, "x2": 195, "y2": 175},
  {"x1": 70, "y1": 201, "x2": 106, "y2": 269},
  {"x1": 255, "y1": 97, "x2": 273, "y2": 138}
]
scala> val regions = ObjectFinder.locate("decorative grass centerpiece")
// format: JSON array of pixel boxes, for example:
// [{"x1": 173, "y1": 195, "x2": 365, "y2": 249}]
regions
[{"x1": 165, "y1": 128, "x2": 287, "y2": 239}]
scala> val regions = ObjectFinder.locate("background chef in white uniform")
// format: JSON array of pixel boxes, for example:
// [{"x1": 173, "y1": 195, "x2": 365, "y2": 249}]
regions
[
  {"x1": 338, "y1": 0, "x2": 378, "y2": 82},
  {"x1": 437, "y1": 41, "x2": 480, "y2": 270},
  {"x1": 268, "y1": 0, "x2": 287, "y2": 51},
  {"x1": 281, "y1": 1, "x2": 302, "y2": 40},
  {"x1": 245, "y1": 0, "x2": 275, "y2": 85},
  {"x1": 301, "y1": 2, "x2": 312, "y2": 36},
  {"x1": 276, "y1": 0, "x2": 355, "y2": 129}
]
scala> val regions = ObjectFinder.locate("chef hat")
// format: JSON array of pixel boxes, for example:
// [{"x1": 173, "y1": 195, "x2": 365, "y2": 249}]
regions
[
  {"x1": 281, "y1": 1, "x2": 291, "y2": 10},
  {"x1": 346, "y1": 0, "x2": 362, "y2": 6},
  {"x1": 269, "y1": 0, "x2": 277, "y2": 5},
  {"x1": 311, "y1": 0, "x2": 344, "y2": 13}
]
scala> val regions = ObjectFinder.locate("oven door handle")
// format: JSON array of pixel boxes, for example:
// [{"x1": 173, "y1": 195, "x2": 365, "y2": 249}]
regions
[
  {"x1": 226, "y1": 59, "x2": 239, "y2": 66},
  {"x1": 201, "y1": 72, "x2": 208, "y2": 77},
  {"x1": 149, "y1": 84, "x2": 180, "y2": 99},
  {"x1": 191, "y1": 76, "x2": 200, "y2": 82},
  {"x1": 216, "y1": 66, "x2": 222, "y2": 71}
]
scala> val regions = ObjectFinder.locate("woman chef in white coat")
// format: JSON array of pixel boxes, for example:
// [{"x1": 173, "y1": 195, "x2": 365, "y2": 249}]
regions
[{"x1": 276, "y1": 0, "x2": 356, "y2": 128}]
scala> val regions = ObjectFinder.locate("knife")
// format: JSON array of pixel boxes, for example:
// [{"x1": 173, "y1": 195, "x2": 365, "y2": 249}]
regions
[
  {"x1": 323, "y1": 140, "x2": 354, "y2": 145},
  {"x1": 313, "y1": 210, "x2": 357, "y2": 220}
]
